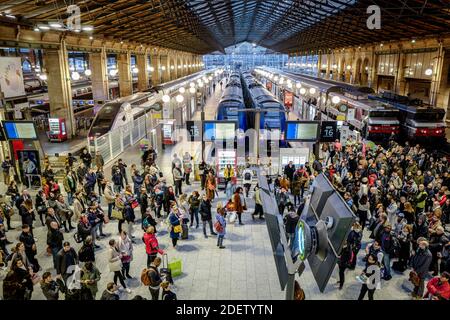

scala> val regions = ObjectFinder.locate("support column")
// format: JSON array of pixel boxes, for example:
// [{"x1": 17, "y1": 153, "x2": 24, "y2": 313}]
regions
[
  {"x1": 317, "y1": 54, "x2": 322, "y2": 77},
  {"x1": 89, "y1": 48, "x2": 109, "y2": 104},
  {"x1": 160, "y1": 55, "x2": 170, "y2": 83},
  {"x1": 173, "y1": 54, "x2": 178, "y2": 79},
  {"x1": 137, "y1": 53, "x2": 149, "y2": 91},
  {"x1": 118, "y1": 52, "x2": 132, "y2": 97},
  {"x1": 326, "y1": 53, "x2": 331, "y2": 78},
  {"x1": 394, "y1": 48, "x2": 406, "y2": 95},
  {"x1": 430, "y1": 42, "x2": 445, "y2": 107},
  {"x1": 44, "y1": 42, "x2": 75, "y2": 138},
  {"x1": 151, "y1": 54, "x2": 160, "y2": 85}
]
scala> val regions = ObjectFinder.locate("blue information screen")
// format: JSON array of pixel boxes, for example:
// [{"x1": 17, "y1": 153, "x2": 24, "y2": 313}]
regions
[
  {"x1": 2, "y1": 121, "x2": 38, "y2": 140},
  {"x1": 286, "y1": 122, "x2": 319, "y2": 141},
  {"x1": 203, "y1": 121, "x2": 236, "y2": 141}
]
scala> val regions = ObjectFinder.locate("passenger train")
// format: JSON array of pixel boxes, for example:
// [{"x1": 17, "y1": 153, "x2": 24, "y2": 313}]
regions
[
  {"x1": 241, "y1": 71, "x2": 287, "y2": 147},
  {"x1": 216, "y1": 73, "x2": 247, "y2": 131},
  {"x1": 87, "y1": 69, "x2": 217, "y2": 139},
  {"x1": 255, "y1": 67, "x2": 409, "y2": 142},
  {"x1": 368, "y1": 91, "x2": 446, "y2": 142}
]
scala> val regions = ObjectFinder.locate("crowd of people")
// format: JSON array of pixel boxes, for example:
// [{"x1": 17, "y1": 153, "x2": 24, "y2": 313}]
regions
[
  {"x1": 275, "y1": 139, "x2": 450, "y2": 300},
  {"x1": 0, "y1": 144, "x2": 260, "y2": 300},
  {"x1": 1, "y1": 134, "x2": 450, "y2": 300}
]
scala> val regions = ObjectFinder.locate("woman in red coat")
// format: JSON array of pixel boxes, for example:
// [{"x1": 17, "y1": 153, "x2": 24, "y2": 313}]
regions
[{"x1": 143, "y1": 226, "x2": 164, "y2": 268}]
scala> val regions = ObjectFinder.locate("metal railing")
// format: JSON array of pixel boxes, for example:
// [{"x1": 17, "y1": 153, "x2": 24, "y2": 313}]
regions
[{"x1": 88, "y1": 114, "x2": 149, "y2": 165}]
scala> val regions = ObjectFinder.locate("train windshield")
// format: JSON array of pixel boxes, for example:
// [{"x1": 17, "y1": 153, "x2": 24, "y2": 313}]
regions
[
  {"x1": 91, "y1": 103, "x2": 121, "y2": 131},
  {"x1": 412, "y1": 110, "x2": 445, "y2": 122},
  {"x1": 369, "y1": 110, "x2": 398, "y2": 118}
]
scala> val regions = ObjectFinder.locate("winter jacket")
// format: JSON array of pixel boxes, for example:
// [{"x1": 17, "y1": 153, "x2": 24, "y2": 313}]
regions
[
  {"x1": 47, "y1": 229, "x2": 64, "y2": 250},
  {"x1": 215, "y1": 213, "x2": 227, "y2": 236},
  {"x1": 56, "y1": 248, "x2": 78, "y2": 275},
  {"x1": 169, "y1": 213, "x2": 181, "y2": 239},
  {"x1": 199, "y1": 200, "x2": 212, "y2": 221},
  {"x1": 144, "y1": 233, "x2": 163, "y2": 255},
  {"x1": 410, "y1": 248, "x2": 432, "y2": 277},
  {"x1": 100, "y1": 289, "x2": 119, "y2": 300},
  {"x1": 425, "y1": 276, "x2": 450, "y2": 300},
  {"x1": 108, "y1": 247, "x2": 122, "y2": 272}
]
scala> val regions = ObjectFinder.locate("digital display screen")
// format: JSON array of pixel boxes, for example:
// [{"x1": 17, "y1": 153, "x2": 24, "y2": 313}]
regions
[
  {"x1": 285, "y1": 121, "x2": 319, "y2": 142},
  {"x1": 2, "y1": 121, "x2": 38, "y2": 140},
  {"x1": 320, "y1": 121, "x2": 338, "y2": 142},
  {"x1": 203, "y1": 121, "x2": 236, "y2": 141},
  {"x1": 186, "y1": 121, "x2": 202, "y2": 142}
]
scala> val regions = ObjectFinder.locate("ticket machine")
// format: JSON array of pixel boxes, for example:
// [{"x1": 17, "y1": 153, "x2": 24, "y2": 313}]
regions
[{"x1": 48, "y1": 118, "x2": 68, "y2": 142}]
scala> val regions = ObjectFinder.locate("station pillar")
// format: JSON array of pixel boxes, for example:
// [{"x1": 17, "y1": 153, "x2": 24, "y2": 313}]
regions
[
  {"x1": 160, "y1": 55, "x2": 170, "y2": 83},
  {"x1": 151, "y1": 54, "x2": 160, "y2": 85},
  {"x1": 137, "y1": 53, "x2": 149, "y2": 91},
  {"x1": 172, "y1": 54, "x2": 178, "y2": 79},
  {"x1": 89, "y1": 48, "x2": 109, "y2": 103},
  {"x1": 44, "y1": 42, "x2": 75, "y2": 138},
  {"x1": 118, "y1": 52, "x2": 133, "y2": 97}
]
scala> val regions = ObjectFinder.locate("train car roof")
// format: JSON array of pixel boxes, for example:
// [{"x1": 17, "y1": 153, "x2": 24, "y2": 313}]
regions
[{"x1": 258, "y1": 67, "x2": 342, "y2": 93}]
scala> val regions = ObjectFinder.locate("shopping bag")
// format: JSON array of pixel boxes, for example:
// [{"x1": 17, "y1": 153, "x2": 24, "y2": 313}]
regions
[
  {"x1": 111, "y1": 209, "x2": 124, "y2": 220},
  {"x1": 168, "y1": 258, "x2": 183, "y2": 278},
  {"x1": 228, "y1": 212, "x2": 237, "y2": 223}
]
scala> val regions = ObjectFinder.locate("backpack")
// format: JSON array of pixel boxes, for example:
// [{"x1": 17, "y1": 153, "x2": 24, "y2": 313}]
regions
[
  {"x1": 244, "y1": 172, "x2": 251, "y2": 180},
  {"x1": 141, "y1": 268, "x2": 152, "y2": 286}
]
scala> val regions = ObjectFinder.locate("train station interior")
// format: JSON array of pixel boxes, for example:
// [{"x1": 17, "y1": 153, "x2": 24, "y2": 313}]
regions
[{"x1": 0, "y1": 1, "x2": 450, "y2": 302}]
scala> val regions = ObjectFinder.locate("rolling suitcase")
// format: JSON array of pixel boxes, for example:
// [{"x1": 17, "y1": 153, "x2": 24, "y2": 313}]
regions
[
  {"x1": 181, "y1": 223, "x2": 189, "y2": 239},
  {"x1": 160, "y1": 253, "x2": 173, "y2": 284}
]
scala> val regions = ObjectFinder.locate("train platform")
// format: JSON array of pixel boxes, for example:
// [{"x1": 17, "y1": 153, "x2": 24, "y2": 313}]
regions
[{"x1": 38, "y1": 132, "x2": 87, "y2": 156}]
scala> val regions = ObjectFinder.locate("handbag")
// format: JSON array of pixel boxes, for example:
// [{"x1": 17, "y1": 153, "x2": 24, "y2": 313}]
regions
[
  {"x1": 173, "y1": 225, "x2": 182, "y2": 233},
  {"x1": 111, "y1": 209, "x2": 124, "y2": 220},
  {"x1": 73, "y1": 232, "x2": 83, "y2": 244},
  {"x1": 409, "y1": 271, "x2": 421, "y2": 287},
  {"x1": 131, "y1": 199, "x2": 139, "y2": 209},
  {"x1": 214, "y1": 221, "x2": 223, "y2": 233}
]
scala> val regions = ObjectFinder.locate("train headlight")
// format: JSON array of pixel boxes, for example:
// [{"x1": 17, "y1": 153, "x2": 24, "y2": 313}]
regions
[
  {"x1": 296, "y1": 82, "x2": 302, "y2": 89},
  {"x1": 300, "y1": 88, "x2": 306, "y2": 95},
  {"x1": 309, "y1": 88, "x2": 317, "y2": 95},
  {"x1": 84, "y1": 69, "x2": 92, "y2": 76},
  {"x1": 332, "y1": 96, "x2": 341, "y2": 104},
  {"x1": 162, "y1": 95, "x2": 171, "y2": 103}
]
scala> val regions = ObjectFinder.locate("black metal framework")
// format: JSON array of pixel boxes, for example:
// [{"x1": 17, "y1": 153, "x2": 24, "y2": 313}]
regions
[{"x1": 1, "y1": 1, "x2": 449, "y2": 54}]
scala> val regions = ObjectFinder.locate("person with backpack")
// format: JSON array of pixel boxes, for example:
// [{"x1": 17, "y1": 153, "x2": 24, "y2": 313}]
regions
[
  {"x1": 142, "y1": 208, "x2": 157, "y2": 232},
  {"x1": 242, "y1": 166, "x2": 253, "y2": 198},
  {"x1": 161, "y1": 280, "x2": 177, "y2": 300},
  {"x1": 215, "y1": 202, "x2": 227, "y2": 249},
  {"x1": 144, "y1": 256, "x2": 163, "y2": 300},
  {"x1": 143, "y1": 226, "x2": 164, "y2": 267}
]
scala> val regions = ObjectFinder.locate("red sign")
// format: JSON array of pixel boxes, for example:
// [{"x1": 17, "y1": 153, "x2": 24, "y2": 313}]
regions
[{"x1": 284, "y1": 90, "x2": 294, "y2": 108}]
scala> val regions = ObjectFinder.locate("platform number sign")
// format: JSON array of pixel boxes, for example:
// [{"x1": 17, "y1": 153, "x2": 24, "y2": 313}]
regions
[
  {"x1": 320, "y1": 121, "x2": 337, "y2": 142},
  {"x1": 186, "y1": 121, "x2": 201, "y2": 142}
]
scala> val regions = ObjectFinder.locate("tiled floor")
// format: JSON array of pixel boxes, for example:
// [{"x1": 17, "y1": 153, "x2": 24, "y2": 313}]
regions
[{"x1": 0, "y1": 85, "x2": 414, "y2": 300}]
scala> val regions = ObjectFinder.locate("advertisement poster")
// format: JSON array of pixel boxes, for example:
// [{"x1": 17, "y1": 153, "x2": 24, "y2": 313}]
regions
[
  {"x1": 0, "y1": 57, "x2": 26, "y2": 98},
  {"x1": 17, "y1": 150, "x2": 41, "y2": 187},
  {"x1": 284, "y1": 90, "x2": 294, "y2": 108}
]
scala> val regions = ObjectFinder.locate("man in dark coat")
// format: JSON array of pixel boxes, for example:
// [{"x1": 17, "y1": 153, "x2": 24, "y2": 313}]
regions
[
  {"x1": 80, "y1": 148, "x2": 92, "y2": 168},
  {"x1": 410, "y1": 238, "x2": 433, "y2": 299},
  {"x1": 56, "y1": 242, "x2": 79, "y2": 284},
  {"x1": 284, "y1": 161, "x2": 296, "y2": 190},
  {"x1": 47, "y1": 221, "x2": 64, "y2": 269},
  {"x1": 199, "y1": 195, "x2": 216, "y2": 238}
]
